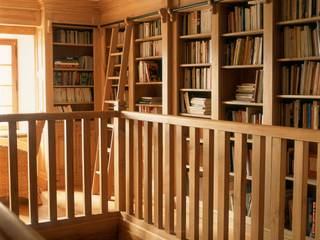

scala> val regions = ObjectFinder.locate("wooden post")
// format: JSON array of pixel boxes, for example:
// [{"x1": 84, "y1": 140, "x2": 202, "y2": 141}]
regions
[{"x1": 125, "y1": 119, "x2": 134, "y2": 215}]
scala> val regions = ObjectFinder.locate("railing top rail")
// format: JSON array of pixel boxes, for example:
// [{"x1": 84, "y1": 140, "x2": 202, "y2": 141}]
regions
[
  {"x1": 0, "y1": 204, "x2": 44, "y2": 240},
  {"x1": 121, "y1": 111, "x2": 320, "y2": 142},
  {"x1": 0, "y1": 111, "x2": 118, "y2": 122}
]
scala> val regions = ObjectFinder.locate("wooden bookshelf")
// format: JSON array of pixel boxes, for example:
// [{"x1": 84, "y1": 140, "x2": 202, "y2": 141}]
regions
[
  {"x1": 51, "y1": 23, "x2": 96, "y2": 112},
  {"x1": 223, "y1": 101, "x2": 263, "y2": 107},
  {"x1": 221, "y1": 29, "x2": 263, "y2": 37}
]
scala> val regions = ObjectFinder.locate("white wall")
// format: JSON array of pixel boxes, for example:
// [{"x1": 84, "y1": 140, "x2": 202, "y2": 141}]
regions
[{"x1": 0, "y1": 34, "x2": 36, "y2": 113}]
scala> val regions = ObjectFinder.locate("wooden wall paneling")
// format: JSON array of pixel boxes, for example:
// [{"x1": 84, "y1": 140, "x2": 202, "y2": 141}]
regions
[
  {"x1": 0, "y1": 7, "x2": 41, "y2": 26},
  {"x1": 292, "y1": 141, "x2": 309, "y2": 239},
  {"x1": 270, "y1": 138, "x2": 287, "y2": 240}
]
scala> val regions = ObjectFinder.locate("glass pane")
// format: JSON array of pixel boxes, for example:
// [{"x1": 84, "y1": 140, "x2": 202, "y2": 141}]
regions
[
  {"x1": 0, "y1": 66, "x2": 12, "y2": 85},
  {"x1": 0, "y1": 106, "x2": 12, "y2": 114},
  {"x1": 0, "y1": 45, "x2": 12, "y2": 64},
  {"x1": 0, "y1": 86, "x2": 12, "y2": 105}
]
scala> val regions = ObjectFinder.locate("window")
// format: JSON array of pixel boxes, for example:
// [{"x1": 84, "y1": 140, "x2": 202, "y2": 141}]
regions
[{"x1": 0, "y1": 39, "x2": 18, "y2": 114}]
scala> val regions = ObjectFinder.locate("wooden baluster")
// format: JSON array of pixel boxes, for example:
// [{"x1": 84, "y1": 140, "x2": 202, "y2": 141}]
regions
[
  {"x1": 189, "y1": 127, "x2": 200, "y2": 240},
  {"x1": 82, "y1": 118, "x2": 92, "y2": 216},
  {"x1": 233, "y1": 133, "x2": 247, "y2": 240},
  {"x1": 8, "y1": 121, "x2": 19, "y2": 215},
  {"x1": 125, "y1": 119, "x2": 134, "y2": 215},
  {"x1": 28, "y1": 120, "x2": 38, "y2": 224},
  {"x1": 251, "y1": 135, "x2": 265, "y2": 240},
  {"x1": 143, "y1": 121, "x2": 152, "y2": 223},
  {"x1": 202, "y1": 129, "x2": 214, "y2": 240},
  {"x1": 316, "y1": 143, "x2": 320, "y2": 239},
  {"x1": 176, "y1": 125, "x2": 187, "y2": 239},
  {"x1": 114, "y1": 116, "x2": 126, "y2": 211},
  {"x1": 153, "y1": 122, "x2": 163, "y2": 229},
  {"x1": 292, "y1": 141, "x2": 309, "y2": 239},
  {"x1": 64, "y1": 119, "x2": 75, "y2": 219},
  {"x1": 217, "y1": 130, "x2": 230, "y2": 240},
  {"x1": 134, "y1": 120, "x2": 143, "y2": 218},
  {"x1": 99, "y1": 117, "x2": 108, "y2": 214},
  {"x1": 47, "y1": 120, "x2": 57, "y2": 222},
  {"x1": 270, "y1": 138, "x2": 287, "y2": 240},
  {"x1": 164, "y1": 124, "x2": 174, "y2": 234}
]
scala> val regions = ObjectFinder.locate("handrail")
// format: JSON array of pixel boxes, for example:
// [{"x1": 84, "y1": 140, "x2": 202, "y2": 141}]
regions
[
  {"x1": 0, "y1": 203, "x2": 44, "y2": 240},
  {"x1": 121, "y1": 111, "x2": 320, "y2": 142}
]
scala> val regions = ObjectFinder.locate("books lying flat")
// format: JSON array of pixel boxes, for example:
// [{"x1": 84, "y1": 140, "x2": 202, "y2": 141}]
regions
[
  {"x1": 54, "y1": 88, "x2": 93, "y2": 104},
  {"x1": 227, "y1": 4, "x2": 263, "y2": 33},
  {"x1": 225, "y1": 37, "x2": 263, "y2": 65},
  {"x1": 281, "y1": 61, "x2": 320, "y2": 95},
  {"x1": 54, "y1": 56, "x2": 93, "y2": 69},
  {"x1": 182, "y1": 93, "x2": 211, "y2": 115},
  {"x1": 280, "y1": 100, "x2": 320, "y2": 129},
  {"x1": 182, "y1": 67, "x2": 211, "y2": 89},
  {"x1": 138, "y1": 20, "x2": 161, "y2": 38},
  {"x1": 139, "y1": 40, "x2": 162, "y2": 57},
  {"x1": 183, "y1": 40, "x2": 212, "y2": 64},
  {"x1": 283, "y1": 24, "x2": 320, "y2": 58},
  {"x1": 138, "y1": 61, "x2": 161, "y2": 83},
  {"x1": 54, "y1": 29, "x2": 92, "y2": 45},
  {"x1": 181, "y1": 9, "x2": 212, "y2": 35},
  {"x1": 137, "y1": 97, "x2": 162, "y2": 105}
]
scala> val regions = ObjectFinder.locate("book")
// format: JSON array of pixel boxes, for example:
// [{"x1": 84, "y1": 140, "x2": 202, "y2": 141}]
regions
[
  {"x1": 138, "y1": 19, "x2": 161, "y2": 38},
  {"x1": 138, "y1": 61, "x2": 161, "y2": 83},
  {"x1": 183, "y1": 40, "x2": 212, "y2": 64},
  {"x1": 182, "y1": 67, "x2": 211, "y2": 89},
  {"x1": 181, "y1": 9, "x2": 212, "y2": 35},
  {"x1": 54, "y1": 87, "x2": 93, "y2": 103},
  {"x1": 139, "y1": 40, "x2": 162, "y2": 57}
]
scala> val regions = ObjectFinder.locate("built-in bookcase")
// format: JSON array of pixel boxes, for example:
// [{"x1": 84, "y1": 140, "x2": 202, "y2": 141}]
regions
[
  {"x1": 219, "y1": 1, "x2": 264, "y2": 125},
  {"x1": 132, "y1": 17, "x2": 163, "y2": 114},
  {"x1": 277, "y1": 1, "x2": 320, "y2": 237},
  {"x1": 52, "y1": 24, "x2": 95, "y2": 112}
]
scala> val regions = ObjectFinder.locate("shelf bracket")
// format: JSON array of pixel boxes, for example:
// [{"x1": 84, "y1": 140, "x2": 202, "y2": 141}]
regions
[
  {"x1": 167, "y1": 8, "x2": 175, "y2": 22},
  {"x1": 159, "y1": 8, "x2": 168, "y2": 23}
]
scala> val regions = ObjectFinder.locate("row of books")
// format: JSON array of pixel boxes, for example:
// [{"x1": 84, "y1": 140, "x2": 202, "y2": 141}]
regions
[
  {"x1": 54, "y1": 29, "x2": 92, "y2": 45},
  {"x1": 227, "y1": 5, "x2": 263, "y2": 33},
  {"x1": 138, "y1": 61, "x2": 161, "y2": 83},
  {"x1": 225, "y1": 37, "x2": 263, "y2": 65},
  {"x1": 54, "y1": 88, "x2": 93, "y2": 104},
  {"x1": 53, "y1": 105, "x2": 73, "y2": 112},
  {"x1": 182, "y1": 40, "x2": 212, "y2": 64},
  {"x1": 281, "y1": 61, "x2": 320, "y2": 95},
  {"x1": 280, "y1": 100, "x2": 320, "y2": 129},
  {"x1": 138, "y1": 20, "x2": 161, "y2": 38},
  {"x1": 138, "y1": 106, "x2": 162, "y2": 114},
  {"x1": 54, "y1": 72, "x2": 93, "y2": 86},
  {"x1": 139, "y1": 40, "x2": 162, "y2": 57},
  {"x1": 181, "y1": 93, "x2": 211, "y2": 115},
  {"x1": 181, "y1": 67, "x2": 212, "y2": 90},
  {"x1": 228, "y1": 107, "x2": 263, "y2": 124},
  {"x1": 54, "y1": 56, "x2": 93, "y2": 69},
  {"x1": 181, "y1": 9, "x2": 212, "y2": 35},
  {"x1": 283, "y1": 25, "x2": 320, "y2": 58},
  {"x1": 281, "y1": 0, "x2": 320, "y2": 20},
  {"x1": 234, "y1": 70, "x2": 263, "y2": 103}
]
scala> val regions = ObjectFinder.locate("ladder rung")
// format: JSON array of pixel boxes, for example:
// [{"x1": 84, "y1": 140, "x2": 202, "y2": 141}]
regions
[
  {"x1": 105, "y1": 100, "x2": 118, "y2": 104},
  {"x1": 108, "y1": 76, "x2": 120, "y2": 80},
  {"x1": 110, "y1": 52, "x2": 123, "y2": 57},
  {"x1": 95, "y1": 171, "x2": 100, "y2": 175},
  {"x1": 107, "y1": 124, "x2": 114, "y2": 129},
  {"x1": 107, "y1": 147, "x2": 111, "y2": 153},
  {"x1": 114, "y1": 64, "x2": 121, "y2": 68}
]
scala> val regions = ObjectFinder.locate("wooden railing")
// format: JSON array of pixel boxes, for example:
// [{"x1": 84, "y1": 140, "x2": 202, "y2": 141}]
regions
[
  {"x1": 0, "y1": 111, "x2": 118, "y2": 227},
  {"x1": 117, "y1": 111, "x2": 320, "y2": 240}
]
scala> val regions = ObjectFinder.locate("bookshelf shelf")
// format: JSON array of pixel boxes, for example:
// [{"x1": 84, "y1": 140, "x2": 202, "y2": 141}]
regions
[
  {"x1": 179, "y1": 33, "x2": 211, "y2": 40},
  {"x1": 223, "y1": 100, "x2": 263, "y2": 107},
  {"x1": 180, "y1": 63, "x2": 211, "y2": 67},
  {"x1": 278, "y1": 57, "x2": 320, "y2": 62},
  {"x1": 219, "y1": 0, "x2": 249, "y2": 3},
  {"x1": 222, "y1": 29, "x2": 264, "y2": 37},
  {"x1": 179, "y1": 88, "x2": 211, "y2": 92},
  {"x1": 285, "y1": 176, "x2": 317, "y2": 186},
  {"x1": 136, "y1": 56, "x2": 162, "y2": 61},
  {"x1": 54, "y1": 68, "x2": 93, "y2": 72},
  {"x1": 53, "y1": 42, "x2": 93, "y2": 47},
  {"x1": 136, "y1": 103, "x2": 162, "y2": 108},
  {"x1": 277, "y1": 95, "x2": 320, "y2": 100},
  {"x1": 54, "y1": 102, "x2": 94, "y2": 105},
  {"x1": 53, "y1": 85, "x2": 94, "y2": 88},
  {"x1": 136, "y1": 81, "x2": 162, "y2": 85},
  {"x1": 180, "y1": 113, "x2": 211, "y2": 119},
  {"x1": 277, "y1": 16, "x2": 320, "y2": 26},
  {"x1": 221, "y1": 65, "x2": 263, "y2": 69},
  {"x1": 112, "y1": 84, "x2": 128, "y2": 87},
  {"x1": 135, "y1": 35, "x2": 162, "y2": 42}
]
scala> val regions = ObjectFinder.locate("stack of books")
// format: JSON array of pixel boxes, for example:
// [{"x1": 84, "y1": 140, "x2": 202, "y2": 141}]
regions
[
  {"x1": 227, "y1": 5, "x2": 263, "y2": 32},
  {"x1": 138, "y1": 61, "x2": 161, "y2": 83},
  {"x1": 235, "y1": 71, "x2": 263, "y2": 103},
  {"x1": 139, "y1": 40, "x2": 162, "y2": 57},
  {"x1": 137, "y1": 97, "x2": 162, "y2": 105},
  {"x1": 283, "y1": 25, "x2": 320, "y2": 58},
  {"x1": 54, "y1": 29, "x2": 92, "y2": 44},
  {"x1": 54, "y1": 58, "x2": 79, "y2": 69},
  {"x1": 183, "y1": 40, "x2": 212, "y2": 64},
  {"x1": 281, "y1": 0, "x2": 320, "y2": 21},
  {"x1": 281, "y1": 61, "x2": 320, "y2": 95},
  {"x1": 182, "y1": 67, "x2": 211, "y2": 89},
  {"x1": 181, "y1": 9, "x2": 212, "y2": 35},
  {"x1": 225, "y1": 36, "x2": 263, "y2": 65},
  {"x1": 138, "y1": 20, "x2": 161, "y2": 38},
  {"x1": 186, "y1": 96, "x2": 211, "y2": 115}
]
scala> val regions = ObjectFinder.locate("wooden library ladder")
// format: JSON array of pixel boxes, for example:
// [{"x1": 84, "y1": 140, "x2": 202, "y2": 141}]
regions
[{"x1": 92, "y1": 21, "x2": 133, "y2": 196}]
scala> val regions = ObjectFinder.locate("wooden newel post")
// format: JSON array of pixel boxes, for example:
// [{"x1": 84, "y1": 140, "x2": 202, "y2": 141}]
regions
[{"x1": 114, "y1": 101, "x2": 126, "y2": 211}]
